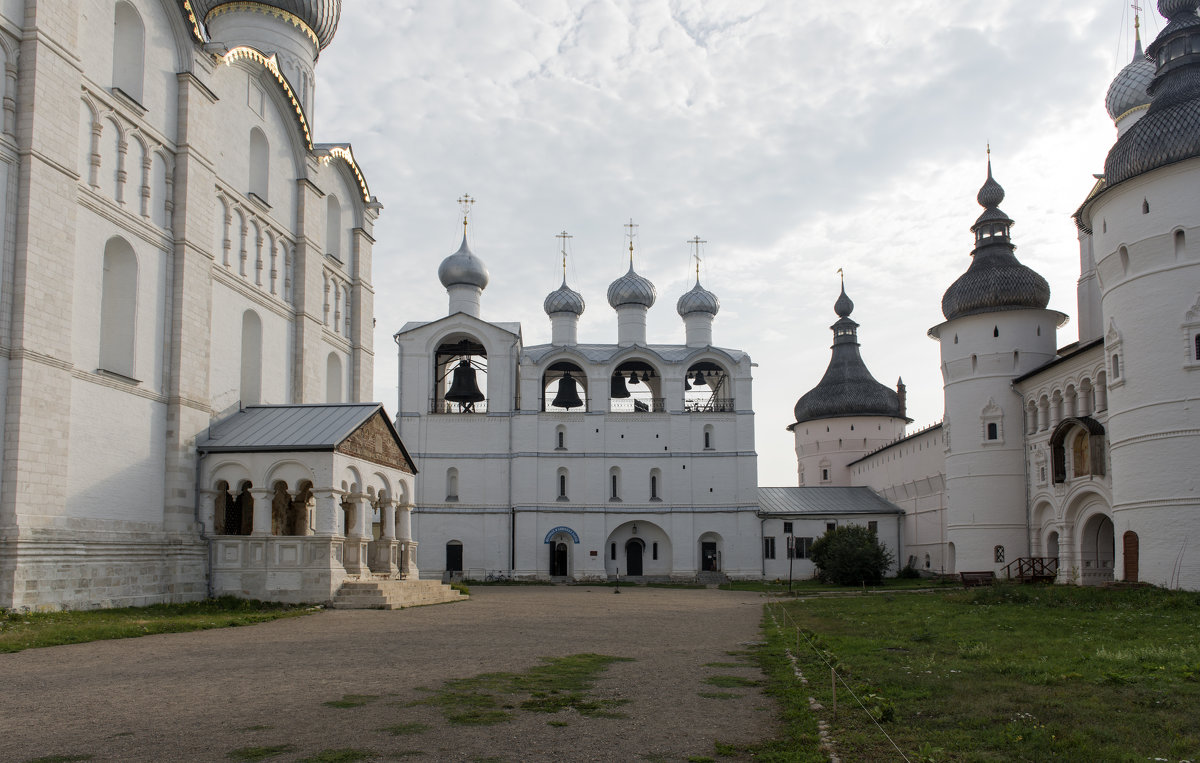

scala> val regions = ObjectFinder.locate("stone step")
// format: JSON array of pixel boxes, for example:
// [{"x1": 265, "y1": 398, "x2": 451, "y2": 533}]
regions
[{"x1": 332, "y1": 578, "x2": 466, "y2": 610}]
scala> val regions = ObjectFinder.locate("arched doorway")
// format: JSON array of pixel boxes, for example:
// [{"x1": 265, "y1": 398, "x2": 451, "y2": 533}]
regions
[
  {"x1": 446, "y1": 540, "x2": 463, "y2": 574},
  {"x1": 625, "y1": 538, "x2": 645, "y2": 576},
  {"x1": 1080, "y1": 514, "x2": 1114, "y2": 585},
  {"x1": 699, "y1": 531, "x2": 723, "y2": 572},
  {"x1": 1123, "y1": 531, "x2": 1139, "y2": 583},
  {"x1": 550, "y1": 542, "x2": 569, "y2": 577}
]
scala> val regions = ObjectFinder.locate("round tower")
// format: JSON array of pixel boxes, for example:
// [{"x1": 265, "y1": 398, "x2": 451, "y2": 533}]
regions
[
  {"x1": 930, "y1": 157, "x2": 1065, "y2": 574},
  {"x1": 1079, "y1": 0, "x2": 1200, "y2": 588},
  {"x1": 607, "y1": 237, "x2": 656, "y2": 346},
  {"x1": 196, "y1": 1, "x2": 340, "y2": 119},
  {"x1": 788, "y1": 282, "x2": 909, "y2": 487}
]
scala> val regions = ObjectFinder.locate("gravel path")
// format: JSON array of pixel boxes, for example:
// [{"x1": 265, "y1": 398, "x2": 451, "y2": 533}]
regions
[{"x1": 0, "y1": 586, "x2": 778, "y2": 762}]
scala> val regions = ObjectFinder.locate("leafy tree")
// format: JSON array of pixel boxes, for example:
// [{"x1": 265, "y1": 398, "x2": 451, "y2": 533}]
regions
[{"x1": 809, "y1": 525, "x2": 894, "y2": 585}]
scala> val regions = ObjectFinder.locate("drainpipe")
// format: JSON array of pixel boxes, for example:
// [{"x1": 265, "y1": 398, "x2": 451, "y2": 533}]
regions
[
  {"x1": 1013, "y1": 383, "x2": 1032, "y2": 563},
  {"x1": 195, "y1": 447, "x2": 213, "y2": 599},
  {"x1": 508, "y1": 336, "x2": 519, "y2": 574},
  {"x1": 758, "y1": 513, "x2": 767, "y2": 577},
  {"x1": 393, "y1": 332, "x2": 403, "y2": 417}
]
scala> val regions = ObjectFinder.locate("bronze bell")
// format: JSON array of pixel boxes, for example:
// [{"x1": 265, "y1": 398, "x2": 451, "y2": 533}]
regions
[
  {"x1": 445, "y1": 360, "x2": 485, "y2": 405},
  {"x1": 692, "y1": 369, "x2": 707, "y2": 387},
  {"x1": 610, "y1": 373, "x2": 630, "y2": 398},
  {"x1": 629, "y1": 371, "x2": 640, "y2": 384},
  {"x1": 551, "y1": 372, "x2": 583, "y2": 409}
]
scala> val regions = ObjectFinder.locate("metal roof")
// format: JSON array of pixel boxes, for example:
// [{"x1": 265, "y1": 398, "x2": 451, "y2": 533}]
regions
[
  {"x1": 198, "y1": 403, "x2": 390, "y2": 452},
  {"x1": 523, "y1": 343, "x2": 748, "y2": 365},
  {"x1": 757, "y1": 487, "x2": 904, "y2": 516}
]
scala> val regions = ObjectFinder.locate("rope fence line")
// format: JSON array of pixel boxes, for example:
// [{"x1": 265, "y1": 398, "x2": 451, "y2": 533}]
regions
[{"x1": 767, "y1": 595, "x2": 913, "y2": 762}]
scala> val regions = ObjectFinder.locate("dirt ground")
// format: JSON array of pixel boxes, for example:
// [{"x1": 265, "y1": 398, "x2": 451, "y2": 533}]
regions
[{"x1": 0, "y1": 586, "x2": 780, "y2": 762}]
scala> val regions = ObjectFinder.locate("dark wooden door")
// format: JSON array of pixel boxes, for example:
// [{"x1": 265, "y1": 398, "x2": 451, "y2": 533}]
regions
[
  {"x1": 446, "y1": 543, "x2": 463, "y2": 572},
  {"x1": 702, "y1": 541, "x2": 718, "y2": 571},
  {"x1": 551, "y1": 542, "x2": 568, "y2": 576},
  {"x1": 1123, "y1": 531, "x2": 1139, "y2": 583},
  {"x1": 625, "y1": 540, "x2": 643, "y2": 576}
]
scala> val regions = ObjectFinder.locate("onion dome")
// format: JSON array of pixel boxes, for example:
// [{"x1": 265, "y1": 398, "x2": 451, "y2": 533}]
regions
[
  {"x1": 1105, "y1": 33, "x2": 1155, "y2": 122},
  {"x1": 1104, "y1": 0, "x2": 1200, "y2": 187},
  {"x1": 607, "y1": 264, "x2": 656, "y2": 309},
  {"x1": 676, "y1": 278, "x2": 720, "y2": 317},
  {"x1": 941, "y1": 159, "x2": 1050, "y2": 321},
  {"x1": 793, "y1": 286, "x2": 906, "y2": 425},
  {"x1": 193, "y1": 1, "x2": 342, "y2": 50},
  {"x1": 544, "y1": 279, "x2": 585, "y2": 316},
  {"x1": 438, "y1": 234, "x2": 489, "y2": 290}
]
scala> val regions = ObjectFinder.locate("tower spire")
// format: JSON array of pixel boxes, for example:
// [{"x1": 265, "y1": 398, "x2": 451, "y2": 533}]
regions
[
  {"x1": 556, "y1": 230, "x2": 572, "y2": 280},
  {"x1": 457, "y1": 193, "x2": 475, "y2": 236},
  {"x1": 624, "y1": 218, "x2": 639, "y2": 267},
  {"x1": 688, "y1": 235, "x2": 706, "y2": 282}
]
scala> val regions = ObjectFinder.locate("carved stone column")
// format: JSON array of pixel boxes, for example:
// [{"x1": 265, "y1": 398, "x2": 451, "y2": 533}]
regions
[
  {"x1": 399, "y1": 503, "x2": 419, "y2": 578},
  {"x1": 343, "y1": 492, "x2": 370, "y2": 575},
  {"x1": 311, "y1": 488, "x2": 342, "y2": 536},
  {"x1": 198, "y1": 489, "x2": 218, "y2": 535},
  {"x1": 249, "y1": 488, "x2": 274, "y2": 536},
  {"x1": 370, "y1": 499, "x2": 399, "y2": 576}
]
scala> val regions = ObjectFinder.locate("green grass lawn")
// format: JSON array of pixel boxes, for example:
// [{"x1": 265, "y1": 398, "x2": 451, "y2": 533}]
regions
[
  {"x1": 719, "y1": 577, "x2": 953, "y2": 594},
  {"x1": 0, "y1": 597, "x2": 315, "y2": 653},
  {"x1": 757, "y1": 584, "x2": 1200, "y2": 761}
]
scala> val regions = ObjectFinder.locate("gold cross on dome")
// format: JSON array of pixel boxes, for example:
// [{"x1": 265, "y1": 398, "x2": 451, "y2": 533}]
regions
[
  {"x1": 688, "y1": 235, "x2": 706, "y2": 280},
  {"x1": 457, "y1": 193, "x2": 475, "y2": 232},
  {"x1": 556, "y1": 230, "x2": 572, "y2": 277},
  {"x1": 624, "y1": 218, "x2": 639, "y2": 265}
]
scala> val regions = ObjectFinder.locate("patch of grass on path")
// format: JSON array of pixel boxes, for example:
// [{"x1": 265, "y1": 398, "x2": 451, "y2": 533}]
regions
[
  {"x1": 227, "y1": 745, "x2": 295, "y2": 761},
  {"x1": 703, "y1": 675, "x2": 758, "y2": 688},
  {"x1": 758, "y1": 584, "x2": 1200, "y2": 761},
  {"x1": 698, "y1": 691, "x2": 740, "y2": 700},
  {"x1": 409, "y1": 653, "x2": 632, "y2": 726},
  {"x1": 24, "y1": 756, "x2": 94, "y2": 763},
  {"x1": 378, "y1": 722, "x2": 428, "y2": 736},
  {"x1": 719, "y1": 577, "x2": 951, "y2": 594},
  {"x1": 324, "y1": 694, "x2": 379, "y2": 708},
  {"x1": 297, "y1": 750, "x2": 374, "y2": 763},
  {"x1": 0, "y1": 597, "x2": 314, "y2": 653}
]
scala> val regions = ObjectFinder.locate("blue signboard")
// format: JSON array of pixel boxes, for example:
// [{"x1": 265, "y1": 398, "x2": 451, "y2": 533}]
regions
[{"x1": 543, "y1": 526, "x2": 580, "y2": 544}]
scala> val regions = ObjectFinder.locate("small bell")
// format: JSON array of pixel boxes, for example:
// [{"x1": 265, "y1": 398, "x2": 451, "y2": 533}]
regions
[{"x1": 629, "y1": 371, "x2": 640, "y2": 385}]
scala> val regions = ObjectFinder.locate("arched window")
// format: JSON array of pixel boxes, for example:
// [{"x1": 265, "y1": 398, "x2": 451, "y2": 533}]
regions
[
  {"x1": 99, "y1": 237, "x2": 138, "y2": 378},
  {"x1": 446, "y1": 467, "x2": 459, "y2": 501},
  {"x1": 649, "y1": 468, "x2": 662, "y2": 501},
  {"x1": 555, "y1": 425, "x2": 566, "y2": 450},
  {"x1": 240, "y1": 310, "x2": 262, "y2": 405},
  {"x1": 557, "y1": 468, "x2": 568, "y2": 500},
  {"x1": 1072, "y1": 431, "x2": 1090, "y2": 476},
  {"x1": 249, "y1": 127, "x2": 269, "y2": 200},
  {"x1": 112, "y1": 2, "x2": 145, "y2": 103},
  {"x1": 326, "y1": 195, "x2": 342, "y2": 259},
  {"x1": 1176, "y1": 230, "x2": 1186, "y2": 260},
  {"x1": 609, "y1": 467, "x2": 621, "y2": 501},
  {"x1": 703, "y1": 424, "x2": 714, "y2": 450},
  {"x1": 1111, "y1": 353, "x2": 1120, "y2": 379},
  {"x1": 326, "y1": 352, "x2": 343, "y2": 403},
  {"x1": 986, "y1": 422, "x2": 998, "y2": 440}
]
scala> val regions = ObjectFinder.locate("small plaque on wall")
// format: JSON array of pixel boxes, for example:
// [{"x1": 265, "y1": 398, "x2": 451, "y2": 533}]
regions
[{"x1": 589, "y1": 550, "x2": 598, "y2": 556}]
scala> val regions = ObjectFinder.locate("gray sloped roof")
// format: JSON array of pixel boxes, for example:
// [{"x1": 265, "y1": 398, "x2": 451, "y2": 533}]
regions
[
  {"x1": 198, "y1": 403, "x2": 388, "y2": 452},
  {"x1": 757, "y1": 487, "x2": 904, "y2": 516}
]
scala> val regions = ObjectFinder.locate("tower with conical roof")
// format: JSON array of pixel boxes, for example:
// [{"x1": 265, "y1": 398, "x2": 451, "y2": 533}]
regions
[
  {"x1": 1075, "y1": 0, "x2": 1200, "y2": 589},
  {"x1": 787, "y1": 280, "x2": 909, "y2": 487},
  {"x1": 930, "y1": 156, "x2": 1064, "y2": 574}
]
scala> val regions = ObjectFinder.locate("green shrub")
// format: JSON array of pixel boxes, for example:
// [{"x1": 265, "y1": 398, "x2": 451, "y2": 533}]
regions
[{"x1": 808, "y1": 525, "x2": 894, "y2": 586}]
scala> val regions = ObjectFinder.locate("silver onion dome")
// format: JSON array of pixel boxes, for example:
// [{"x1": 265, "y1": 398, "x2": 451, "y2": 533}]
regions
[
  {"x1": 438, "y1": 235, "x2": 489, "y2": 290},
  {"x1": 1105, "y1": 42, "x2": 1155, "y2": 122},
  {"x1": 607, "y1": 265, "x2": 656, "y2": 309},
  {"x1": 544, "y1": 279, "x2": 585, "y2": 316},
  {"x1": 676, "y1": 279, "x2": 719, "y2": 317},
  {"x1": 192, "y1": 1, "x2": 342, "y2": 49}
]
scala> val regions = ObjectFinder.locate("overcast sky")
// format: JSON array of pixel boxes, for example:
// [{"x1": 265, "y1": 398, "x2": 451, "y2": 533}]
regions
[{"x1": 314, "y1": 0, "x2": 1159, "y2": 486}]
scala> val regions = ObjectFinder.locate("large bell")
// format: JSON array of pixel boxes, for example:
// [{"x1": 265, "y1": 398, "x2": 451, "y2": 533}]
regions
[
  {"x1": 551, "y1": 372, "x2": 583, "y2": 409},
  {"x1": 692, "y1": 369, "x2": 708, "y2": 387},
  {"x1": 610, "y1": 373, "x2": 630, "y2": 399},
  {"x1": 445, "y1": 360, "x2": 485, "y2": 405}
]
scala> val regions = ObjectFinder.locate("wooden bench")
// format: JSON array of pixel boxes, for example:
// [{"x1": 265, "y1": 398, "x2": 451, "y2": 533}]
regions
[{"x1": 959, "y1": 571, "x2": 996, "y2": 588}]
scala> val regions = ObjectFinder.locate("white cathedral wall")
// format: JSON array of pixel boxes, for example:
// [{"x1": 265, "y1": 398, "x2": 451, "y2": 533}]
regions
[
  {"x1": 851, "y1": 424, "x2": 947, "y2": 573},
  {"x1": 209, "y1": 279, "x2": 295, "y2": 412},
  {"x1": 1088, "y1": 158, "x2": 1200, "y2": 589}
]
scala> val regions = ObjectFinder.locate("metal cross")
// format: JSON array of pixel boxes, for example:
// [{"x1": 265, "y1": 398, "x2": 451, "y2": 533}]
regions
[
  {"x1": 688, "y1": 235, "x2": 706, "y2": 280},
  {"x1": 556, "y1": 230, "x2": 572, "y2": 277},
  {"x1": 457, "y1": 193, "x2": 475, "y2": 231},
  {"x1": 624, "y1": 218, "x2": 639, "y2": 265}
]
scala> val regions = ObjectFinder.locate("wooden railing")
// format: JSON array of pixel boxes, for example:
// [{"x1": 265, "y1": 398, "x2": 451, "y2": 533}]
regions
[{"x1": 1003, "y1": 557, "x2": 1058, "y2": 583}]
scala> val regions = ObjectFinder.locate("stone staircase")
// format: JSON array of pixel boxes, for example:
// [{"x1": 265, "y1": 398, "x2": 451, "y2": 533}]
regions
[
  {"x1": 696, "y1": 571, "x2": 728, "y2": 587},
  {"x1": 332, "y1": 578, "x2": 468, "y2": 610}
]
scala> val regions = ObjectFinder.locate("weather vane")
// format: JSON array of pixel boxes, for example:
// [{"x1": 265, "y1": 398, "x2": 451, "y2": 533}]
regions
[
  {"x1": 457, "y1": 193, "x2": 475, "y2": 234},
  {"x1": 624, "y1": 218, "x2": 639, "y2": 266},
  {"x1": 556, "y1": 230, "x2": 572, "y2": 278},
  {"x1": 688, "y1": 235, "x2": 707, "y2": 280}
]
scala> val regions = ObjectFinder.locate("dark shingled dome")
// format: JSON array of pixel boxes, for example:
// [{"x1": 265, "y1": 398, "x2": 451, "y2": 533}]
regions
[
  {"x1": 193, "y1": 1, "x2": 342, "y2": 49},
  {"x1": 793, "y1": 286, "x2": 905, "y2": 425},
  {"x1": 941, "y1": 161, "x2": 1050, "y2": 321},
  {"x1": 1103, "y1": 0, "x2": 1200, "y2": 186}
]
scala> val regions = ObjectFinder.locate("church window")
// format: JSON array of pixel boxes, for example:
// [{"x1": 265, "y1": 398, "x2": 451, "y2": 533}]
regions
[
  {"x1": 610, "y1": 542, "x2": 616, "y2": 561},
  {"x1": 825, "y1": 522, "x2": 836, "y2": 534},
  {"x1": 1195, "y1": 334, "x2": 1200, "y2": 361},
  {"x1": 1142, "y1": 198, "x2": 1150, "y2": 214},
  {"x1": 239, "y1": 310, "x2": 262, "y2": 405},
  {"x1": 821, "y1": 468, "x2": 829, "y2": 481},
  {"x1": 326, "y1": 195, "x2": 342, "y2": 260},
  {"x1": 652, "y1": 542, "x2": 658, "y2": 561},
  {"x1": 609, "y1": 468, "x2": 620, "y2": 500},
  {"x1": 1111, "y1": 353, "x2": 1121, "y2": 379},
  {"x1": 1175, "y1": 230, "x2": 1186, "y2": 260},
  {"x1": 249, "y1": 127, "x2": 269, "y2": 201},
  {"x1": 557, "y1": 470, "x2": 568, "y2": 500},
  {"x1": 649, "y1": 471, "x2": 660, "y2": 500},
  {"x1": 326, "y1": 352, "x2": 342, "y2": 403},
  {"x1": 112, "y1": 2, "x2": 145, "y2": 104},
  {"x1": 1072, "y1": 431, "x2": 1090, "y2": 476},
  {"x1": 993, "y1": 326, "x2": 999, "y2": 338},
  {"x1": 99, "y1": 237, "x2": 138, "y2": 379},
  {"x1": 924, "y1": 553, "x2": 931, "y2": 569},
  {"x1": 783, "y1": 521, "x2": 793, "y2": 534},
  {"x1": 986, "y1": 422, "x2": 998, "y2": 440},
  {"x1": 953, "y1": 334, "x2": 958, "y2": 344},
  {"x1": 994, "y1": 545, "x2": 1005, "y2": 563},
  {"x1": 556, "y1": 427, "x2": 566, "y2": 450},
  {"x1": 704, "y1": 424, "x2": 714, "y2": 450},
  {"x1": 868, "y1": 521, "x2": 878, "y2": 534},
  {"x1": 763, "y1": 536, "x2": 776, "y2": 560},
  {"x1": 445, "y1": 468, "x2": 458, "y2": 501}
]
